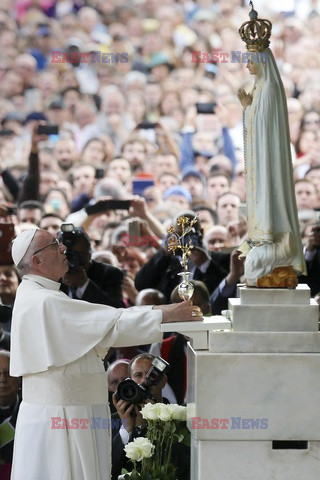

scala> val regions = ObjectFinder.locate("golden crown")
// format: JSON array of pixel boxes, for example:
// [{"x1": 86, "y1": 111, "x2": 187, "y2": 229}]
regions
[{"x1": 239, "y1": 2, "x2": 272, "y2": 53}]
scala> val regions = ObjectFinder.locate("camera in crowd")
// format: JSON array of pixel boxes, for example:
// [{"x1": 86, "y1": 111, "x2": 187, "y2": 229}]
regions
[
  {"x1": 58, "y1": 223, "x2": 85, "y2": 273},
  {"x1": 116, "y1": 356, "x2": 170, "y2": 405}
]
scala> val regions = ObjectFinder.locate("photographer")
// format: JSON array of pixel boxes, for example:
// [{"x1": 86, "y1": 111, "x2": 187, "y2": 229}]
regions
[
  {"x1": 60, "y1": 225, "x2": 125, "y2": 308},
  {"x1": 111, "y1": 354, "x2": 189, "y2": 480}
]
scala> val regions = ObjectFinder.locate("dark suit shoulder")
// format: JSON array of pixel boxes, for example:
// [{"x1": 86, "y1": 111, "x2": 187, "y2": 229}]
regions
[
  {"x1": 89, "y1": 260, "x2": 124, "y2": 280},
  {"x1": 210, "y1": 250, "x2": 231, "y2": 270}
]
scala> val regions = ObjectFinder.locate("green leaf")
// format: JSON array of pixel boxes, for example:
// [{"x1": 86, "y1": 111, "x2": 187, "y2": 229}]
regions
[
  {"x1": 176, "y1": 426, "x2": 191, "y2": 446},
  {"x1": 131, "y1": 471, "x2": 141, "y2": 480},
  {"x1": 117, "y1": 474, "x2": 131, "y2": 480}
]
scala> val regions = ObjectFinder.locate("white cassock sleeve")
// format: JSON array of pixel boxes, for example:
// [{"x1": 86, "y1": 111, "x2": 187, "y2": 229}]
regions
[{"x1": 10, "y1": 275, "x2": 163, "y2": 376}]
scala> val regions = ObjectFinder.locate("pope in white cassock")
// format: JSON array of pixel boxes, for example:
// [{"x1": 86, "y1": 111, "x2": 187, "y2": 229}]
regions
[{"x1": 9, "y1": 228, "x2": 201, "y2": 480}]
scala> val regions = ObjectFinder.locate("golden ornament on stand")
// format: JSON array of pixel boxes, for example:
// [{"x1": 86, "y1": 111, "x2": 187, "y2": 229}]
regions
[{"x1": 167, "y1": 215, "x2": 198, "y2": 301}]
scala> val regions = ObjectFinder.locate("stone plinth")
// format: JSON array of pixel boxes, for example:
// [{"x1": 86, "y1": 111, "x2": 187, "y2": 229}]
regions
[
  {"x1": 160, "y1": 316, "x2": 231, "y2": 350},
  {"x1": 229, "y1": 285, "x2": 318, "y2": 332},
  {"x1": 191, "y1": 440, "x2": 320, "y2": 480},
  {"x1": 185, "y1": 285, "x2": 320, "y2": 479},
  {"x1": 238, "y1": 284, "x2": 310, "y2": 304},
  {"x1": 210, "y1": 331, "x2": 320, "y2": 353},
  {"x1": 187, "y1": 347, "x2": 320, "y2": 441}
]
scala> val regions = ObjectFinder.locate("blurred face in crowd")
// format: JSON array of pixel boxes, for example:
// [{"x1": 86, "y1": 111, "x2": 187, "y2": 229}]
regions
[
  {"x1": 196, "y1": 209, "x2": 215, "y2": 234},
  {"x1": 14, "y1": 54, "x2": 36, "y2": 85},
  {"x1": 231, "y1": 164, "x2": 246, "y2": 202},
  {"x1": 72, "y1": 165, "x2": 96, "y2": 196},
  {"x1": 122, "y1": 142, "x2": 146, "y2": 171},
  {"x1": 153, "y1": 154, "x2": 179, "y2": 176},
  {"x1": 75, "y1": 103, "x2": 96, "y2": 129},
  {"x1": 144, "y1": 82, "x2": 162, "y2": 109},
  {"x1": 44, "y1": 190, "x2": 69, "y2": 219},
  {"x1": 305, "y1": 169, "x2": 320, "y2": 195},
  {"x1": 17, "y1": 207, "x2": 42, "y2": 225},
  {"x1": 121, "y1": 248, "x2": 145, "y2": 277},
  {"x1": 62, "y1": 88, "x2": 81, "y2": 110},
  {"x1": 192, "y1": 131, "x2": 215, "y2": 154},
  {"x1": 181, "y1": 175, "x2": 204, "y2": 197},
  {"x1": 216, "y1": 193, "x2": 240, "y2": 226},
  {"x1": 37, "y1": 71, "x2": 59, "y2": 99},
  {"x1": 82, "y1": 139, "x2": 106, "y2": 166},
  {"x1": 158, "y1": 173, "x2": 178, "y2": 193},
  {"x1": 204, "y1": 226, "x2": 229, "y2": 251},
  {"x1": 143, "y1": 186, "x2": 162, "y2": 211},
  {"x1": 39, "y1": 215, "x2": 63, "y2": 238},
  {"x1": 0, "y1": 265, "x2": 19, "y2": 303},
  {"x1": 107, "y1": 158, "x2": 131, "y2": 184},
  {"x1": 107, "y1": 361, "x2": 129, "y2": 393},
  {"x1": 103, "y1": 91, "x2": 126, "y2": 116},
  {"x1": 297, "y1": 130, "x2": 317, "y2": 155},
  {"x1": 206, "y1": 175, "x2": 230, "y2": 206},
  {"x1": 54, "y1": 139, "x2": 78, "y2": 171},
  {"x1": 40, "y1": 171, "x2": 59, "y2": 198},
  {"x1": 295, "y1": 181, "x2": 318, "y2": 210},
  {"x1": 207, "y1": 156, "x2": 233, "y2": 178},
  {"x1": 302, "y1": 111, "x2": 320, "y2": 133},
  {"x1": 194, "y1": 154, "x2": 209, "y2": 175},
  {"x1": 0, "y1": 354, "x2": 20, "y2": 407}
]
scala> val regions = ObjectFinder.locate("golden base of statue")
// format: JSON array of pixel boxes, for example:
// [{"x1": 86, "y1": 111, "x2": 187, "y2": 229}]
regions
[{"x1": 251, "y1": 266, "x2": 298, "y2": 289}]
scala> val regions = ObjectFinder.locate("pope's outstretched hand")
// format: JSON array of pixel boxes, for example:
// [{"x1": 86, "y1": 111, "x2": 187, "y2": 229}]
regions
[{"x1": 154, "y1": 300, "x2": 202, "y2": 323}]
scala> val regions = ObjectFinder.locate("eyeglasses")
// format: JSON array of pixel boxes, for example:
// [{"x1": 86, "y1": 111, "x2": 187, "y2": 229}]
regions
[{"x1": 32, "y1": 238, "x2": 61, "y2": 256}]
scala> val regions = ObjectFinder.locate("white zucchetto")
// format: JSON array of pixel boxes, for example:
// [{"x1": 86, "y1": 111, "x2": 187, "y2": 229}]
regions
[{"x1": 11, "y1": 228, "x2": 38, "y2": 266}]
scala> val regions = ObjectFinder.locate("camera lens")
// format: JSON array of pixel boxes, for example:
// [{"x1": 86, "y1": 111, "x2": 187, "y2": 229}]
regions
[
  {"x1": 121, "y1": 384, "x2": 138, "y2": 400},
  {"x1": 116, "y1": 379, "x2": 146, "y2": 404}
]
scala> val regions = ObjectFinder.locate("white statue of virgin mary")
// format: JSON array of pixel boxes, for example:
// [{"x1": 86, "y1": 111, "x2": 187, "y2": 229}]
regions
[{"x1": 237, "y1": 7, "x2": 306, "y2": 287}]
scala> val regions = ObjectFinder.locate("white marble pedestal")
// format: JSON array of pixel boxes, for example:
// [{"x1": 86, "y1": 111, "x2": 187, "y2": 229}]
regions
[{"x1": 163, "y1": 285, "x2": 320, "y2": 480}]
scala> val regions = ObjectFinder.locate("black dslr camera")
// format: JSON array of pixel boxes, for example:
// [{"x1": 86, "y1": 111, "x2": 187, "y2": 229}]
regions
[
  {"x1": 116, "y1": 357, "x2": 170, "y2": 404},
  {"x1": 58, "y1": 223, "x2": 85, "y2": 273}
]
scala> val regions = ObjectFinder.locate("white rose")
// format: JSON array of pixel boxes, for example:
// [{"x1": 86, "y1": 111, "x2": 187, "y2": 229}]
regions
[
  {"x1": 170, "y1": 405, "x2": 187, "y2": 421},
  {"x1": 124, "y1": 437, "x2": 155, "y2": 462},
  {"x1": 141, "y1": 402, "x2": 162, "y2": 421},
  {"x1": 158, "y1": 404, "x2": 171, "y2": 421}
]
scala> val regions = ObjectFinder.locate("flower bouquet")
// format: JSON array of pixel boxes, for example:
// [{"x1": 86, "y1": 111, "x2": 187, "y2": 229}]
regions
[{"x1": 118, "y1": 403, "x2": 188, "y2": 480}]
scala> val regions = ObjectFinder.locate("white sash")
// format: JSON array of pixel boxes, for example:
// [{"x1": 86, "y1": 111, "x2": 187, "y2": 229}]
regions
[{"x1": 23, "y1": 371, "x2": 108, "y2": 405}]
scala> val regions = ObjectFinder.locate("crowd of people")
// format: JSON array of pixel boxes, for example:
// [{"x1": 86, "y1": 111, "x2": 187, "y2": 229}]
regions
[{"x1": 1, "y1": 0, "x2": 320, "y2": 478}]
